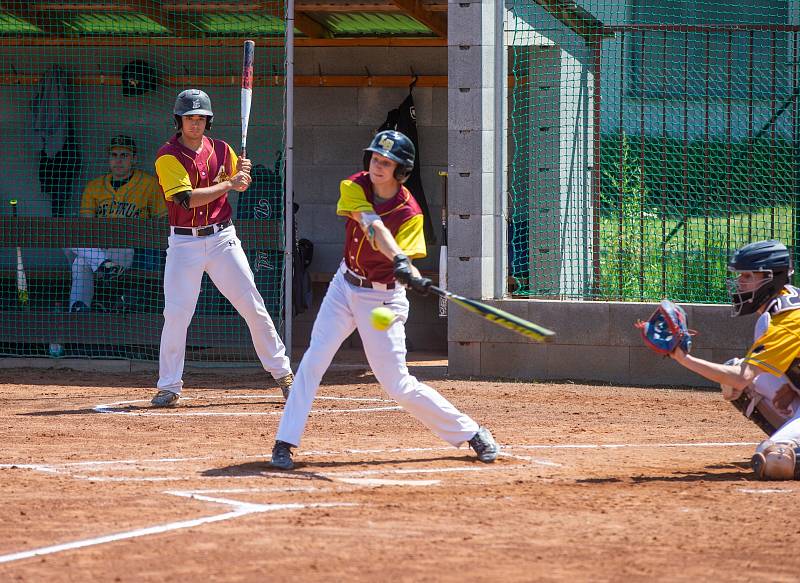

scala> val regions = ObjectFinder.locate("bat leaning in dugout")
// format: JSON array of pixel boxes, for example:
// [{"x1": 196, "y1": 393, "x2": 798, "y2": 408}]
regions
[{"x1": 639, "y1": 240, "x2": 800, "y2": 481}]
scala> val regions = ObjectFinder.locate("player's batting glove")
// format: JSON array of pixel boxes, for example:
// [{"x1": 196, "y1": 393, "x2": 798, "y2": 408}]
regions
[
  {"x1": 408, "y1": 276, "x2": 433, "y2": 296},
  {"x1": 393, "y1": 254, "x2": 413, "y2": 285}
]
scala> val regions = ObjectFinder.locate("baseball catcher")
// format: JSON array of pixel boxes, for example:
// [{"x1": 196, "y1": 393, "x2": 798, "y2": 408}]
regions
[{"x1": 640, "y1": 240, "x2": 800, "y2": 480}]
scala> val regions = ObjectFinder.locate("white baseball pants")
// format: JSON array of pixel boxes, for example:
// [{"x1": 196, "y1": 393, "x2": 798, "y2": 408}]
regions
[
  {"x1": 67, "y1": 247, "x2": 134, "y2": 309},
  {"x1": 276, "y1": 263, "x2": 479, "y2": 447},
  {"x1": 157, "y1": 226, "x2": 291, "y2": 393}
]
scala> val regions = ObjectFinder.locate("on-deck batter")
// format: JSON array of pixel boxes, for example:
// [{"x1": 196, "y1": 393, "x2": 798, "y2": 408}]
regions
[
  {"x1": 150, "y1": 89, "x2": 293, "y2": 408},
  {"x1": 269, "y1": 130, "x2": 498, "y2": 470}
]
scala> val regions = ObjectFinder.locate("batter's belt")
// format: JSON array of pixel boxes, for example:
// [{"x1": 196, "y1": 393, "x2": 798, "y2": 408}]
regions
[
  {"x1": 171, "y1": 219, "x2": 232, "y2": 237},
  {"x1": 343, "y1": 269, "x2": 395, "y2": 290}
]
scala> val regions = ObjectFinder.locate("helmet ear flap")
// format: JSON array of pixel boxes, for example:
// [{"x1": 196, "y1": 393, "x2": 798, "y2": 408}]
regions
[{"x1": 393, "y1": 165, "x2": 412, "y2": 182}]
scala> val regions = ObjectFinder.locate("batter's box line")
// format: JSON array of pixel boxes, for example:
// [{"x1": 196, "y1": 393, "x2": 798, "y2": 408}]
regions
[
  {"x1": 93, "y1": 395, "x2": 402, "y2": 417},
  {"x1": 0, "y1": 493, "x2": 357, "y2": 566}
]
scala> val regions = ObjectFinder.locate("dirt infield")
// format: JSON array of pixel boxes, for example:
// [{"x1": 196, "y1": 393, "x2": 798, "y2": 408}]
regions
[{"x1": 1, "y1": 356, "x2": 799, "y2": 582}]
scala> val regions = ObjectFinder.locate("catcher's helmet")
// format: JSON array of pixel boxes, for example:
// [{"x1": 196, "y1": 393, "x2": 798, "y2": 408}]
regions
[
  {"x1": 364, "y1": 130, "x2": 415, "y2": 181},
  {"x1": 173, "y1": 89, "x2": 213, "y2": 130},
  {"x1": 727, "y1": 239, "x2": 794, "y2": 316}
]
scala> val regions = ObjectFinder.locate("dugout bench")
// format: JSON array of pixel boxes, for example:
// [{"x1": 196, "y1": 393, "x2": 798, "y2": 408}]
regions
[{"x1": 0, "y1": 217, "x2": 283, "y2": 359}]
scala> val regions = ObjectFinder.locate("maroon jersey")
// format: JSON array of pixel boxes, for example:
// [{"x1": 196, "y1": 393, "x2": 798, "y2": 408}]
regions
[
  {"x1": 154, "y1": 134, "x2": 238, "y2": 228},
  {"x1": 337, "y1": 171, "x2": 426, "y2": 284}
]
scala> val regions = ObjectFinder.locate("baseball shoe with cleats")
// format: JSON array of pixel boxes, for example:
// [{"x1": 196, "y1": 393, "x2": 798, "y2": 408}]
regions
[
  {"x1": 70, "y1": 301, "x2": 90, "y2": 313},
  {"x1": 275, "y1": 372, "x2": 293, "y2": 400},
  {"x1": 270, "y1": 440, "x2": 295, "y2": 470},
  {"x1": 468, "y1": 426, "x2": 499, "y2": 463},
  {"x1": 151, "y1": 390, "x2": 179, "y2": 408}
]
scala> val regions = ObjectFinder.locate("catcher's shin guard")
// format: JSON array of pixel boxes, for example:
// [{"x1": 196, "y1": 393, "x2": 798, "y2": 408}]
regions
[{"x1": 729, "y1": 393, "x2": 778, "y2": 436}]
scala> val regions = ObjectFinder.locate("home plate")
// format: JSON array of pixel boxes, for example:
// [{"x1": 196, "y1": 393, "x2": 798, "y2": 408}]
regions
[{"x1": 335, "y1": 477, "x2": 440, "y2": 487}]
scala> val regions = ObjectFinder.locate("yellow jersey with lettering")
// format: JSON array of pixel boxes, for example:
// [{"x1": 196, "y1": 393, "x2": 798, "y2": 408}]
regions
[
  {"x1": 80, "y1": 169, "x2": 166, "y2": 218},
  {"x1": 745, "y1": 286, "x2": 800, "y2": 379}
]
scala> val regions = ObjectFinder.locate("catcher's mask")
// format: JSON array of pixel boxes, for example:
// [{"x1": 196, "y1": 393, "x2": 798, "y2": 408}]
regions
[
  {"x1": 363, "y1": 130, "x2": 415, "y2": 181},
  {"x1": 173, "y1": 88, "x2": 213, "y2": 130},
  {"x1": 727, "y1": 239, "x2": 793, "y2": 317}
]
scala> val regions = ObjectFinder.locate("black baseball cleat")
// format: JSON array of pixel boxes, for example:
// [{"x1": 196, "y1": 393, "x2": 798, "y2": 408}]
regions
[
  {"x1": 468, "y1": 426, "x2": 499, "y2": 463},
  {"x1": 270, "y1": 440, "x2": 295, "y2": 470}
]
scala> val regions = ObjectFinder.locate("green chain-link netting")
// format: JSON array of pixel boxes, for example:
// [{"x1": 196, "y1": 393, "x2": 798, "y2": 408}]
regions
[
  {"x1": 507, "y1": 0, "x2": 798, "y2": 303},
  {"x1": 0, "y1": 3, "x2": 287, "y2": 361}
]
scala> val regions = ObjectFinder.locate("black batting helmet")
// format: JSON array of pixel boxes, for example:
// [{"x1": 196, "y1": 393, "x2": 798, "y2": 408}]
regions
[
  {"x1": 364, "y1": 130, "x2": 415, "y2": 181},
  {"x1": 727, "y1": 239, "x2": 794, "y2": 316},
  {"x1": 173, "y1": 89, "x2": 213, "y2": 130}
]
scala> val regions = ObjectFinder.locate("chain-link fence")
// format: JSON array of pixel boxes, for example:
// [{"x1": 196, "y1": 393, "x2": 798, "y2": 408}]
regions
[
  {"x1": 508, "y1": 0, "x2": 798, "y2": 303},
  {"x1": 0, "y1": 4, "x2": 287, "y2": 361}
]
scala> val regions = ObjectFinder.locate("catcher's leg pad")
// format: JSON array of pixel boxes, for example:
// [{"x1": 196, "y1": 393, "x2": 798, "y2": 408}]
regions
[
  {"x1": 751, "y1": 440, "x2": 800, "y2": 480},
  {"x1": 729, "y1": 392, "x2": 779, "y2": 436}
]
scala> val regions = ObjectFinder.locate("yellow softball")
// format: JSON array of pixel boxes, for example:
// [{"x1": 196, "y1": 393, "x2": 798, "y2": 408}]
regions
[{"x1": 370, "y1": 306, "x2": 395, "y2": 331}]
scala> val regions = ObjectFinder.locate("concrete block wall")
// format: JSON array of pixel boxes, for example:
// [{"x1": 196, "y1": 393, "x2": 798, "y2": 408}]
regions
[{"x1": 448, "y1": 299, "x2": 753, "y2": 387}]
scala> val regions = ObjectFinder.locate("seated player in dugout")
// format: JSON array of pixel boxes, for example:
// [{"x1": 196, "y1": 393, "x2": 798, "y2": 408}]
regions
[
  {"x1": 66, "y1": 135, "x2": 165, "y2": 312},
  {"x1": 269, "y1": 129, "x2": 499, "y2": 470},
  {"x1": 669, "y1": 240, "x2": 800, "y2": 480},
  {"x1": 149, "y1": 89, "x2": 293, "y2": 408}
]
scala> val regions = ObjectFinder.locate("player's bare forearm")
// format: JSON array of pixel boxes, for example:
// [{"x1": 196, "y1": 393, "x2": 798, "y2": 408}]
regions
[
  {"x1": 671, "y1": 350, "x2": 757, "y2": 390},
  {"x1": 350, "y1": 212, "x2": 420, "y2": 276},
  {"x1": 186, "y1": 181, "x2": 236, "y2": 208}
]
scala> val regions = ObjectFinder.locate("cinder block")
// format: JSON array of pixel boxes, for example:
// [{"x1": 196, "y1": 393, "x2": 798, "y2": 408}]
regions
[
  {"x1": 446, "y1": 171, "x2": 494, "y2": 215},
  {"x1": 313, "y1": 127, "x2": 373, "y2": 164},
  {"x1": 296, "y1": 88, "x2": 358, "y2": 125},
  {"x1": 531, "y1": 301, "x2": 610, "y2": 345},
  {"x1": 608, "y1": 302, "x2": 659, "y2": 347},
  {"x1": 417, "y1": 126, "x2": 447, "y2": 167},
  {"x1": 448, "y1": 86, "x2": 486, "y2": 130},
  {"x1": 448, "y1": 341, "x2": 481, "y2": 377},
  {"x1": 448, "y1": 301, "x2": 488, "y2": 342},
  {"x1": 479, "y1": 342, "x2": 548, "y2": 379},
  {"x1": 447, "y1": 2, "x2": 495, "y2": 46},
  {"x1": 690, "y1": 304, "x2": 754, "y2": 350},
  {"x1": 431, "y1": 87, "x2": 448, "y2": 126},
  {"x1": 448, "y1": 256, "x2": 494, "y2": 299},
  {"x1": 545, "y1": 345, "x2": 630, "y2": 383},
  {"x1": 629, "y1": 347, "x2": 716, "y2": 387},
  {"x1": 357, "y1": 87, "x2": 410, "y2": 126},
  {"x1": 293, "y1": 127, "x2": 315, "y2": 165},
  {"x1": 448, "y1": 44, "x2": 494, "y2": 90},
  {"x1": 448, "y1": 214, "x2": 494, "y2": 256},
  {"x1": 448, "y1": 128, "x2": 483, "y2": 171}
]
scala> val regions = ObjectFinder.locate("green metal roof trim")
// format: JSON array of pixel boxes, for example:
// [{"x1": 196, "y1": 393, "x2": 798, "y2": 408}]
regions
[
  {"x1": 312, "y1": 12, "x2": 433, "y2": 36},
  {"x1": 0, "y1": 13, "x2": 42, "y2": 34},
  {"x1": 64, "y1": 13, "x2": 170, "y2": 35},
  {"x1": 196, "y1": 13, "x2": 285, "y2": 36}
]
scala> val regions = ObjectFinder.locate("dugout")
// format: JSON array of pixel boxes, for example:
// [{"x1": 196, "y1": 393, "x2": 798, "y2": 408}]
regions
[{"x1": 0, "y1": 0, "x2": 608, "y2": 368}]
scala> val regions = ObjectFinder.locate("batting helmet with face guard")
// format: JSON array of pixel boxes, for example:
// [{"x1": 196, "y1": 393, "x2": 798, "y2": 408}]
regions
[{"x1": 727, "y1": 239, "x2": 794, "y2": 316}]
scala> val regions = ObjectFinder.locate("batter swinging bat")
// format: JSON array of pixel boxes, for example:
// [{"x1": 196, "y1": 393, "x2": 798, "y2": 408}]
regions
[
  {"x1": 427, "y1": 284, "x2": 555, "y2": 343},
  {"x1": 438, "y1": 171, "x2": 448, "y2": 318},
  {"x1": 9, "y1": 199, "x2": 28, "y2": 306},
  {"x1": 240, "y1": 39, "x2": 255, "y2": 157}
]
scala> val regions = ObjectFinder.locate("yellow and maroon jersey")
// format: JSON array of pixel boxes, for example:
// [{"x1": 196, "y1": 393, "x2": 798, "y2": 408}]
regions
[
  {"x1": 154, "y1": 134, "x2": 237, "y2": 227},
  {"x1": 745, "y1": 286, "x2": 800, "y2": 380},
  {"x1": 80, "y1": 169, "x2": 166, "y2": 219},
  {"x1": 337, "y1": 171, "x2": 426, "y2": 284}
]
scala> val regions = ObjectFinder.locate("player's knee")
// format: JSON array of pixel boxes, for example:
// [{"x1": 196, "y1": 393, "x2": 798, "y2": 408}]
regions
[
  {"x1": 751, "y1": 440, "x2": 800, "y2": 480},
  {"x1": 382, "y1": 375, "x2": 418, "y2": 403},
  {"x1": 163, "y1": 301, "x2": 195, "y2": 326}
]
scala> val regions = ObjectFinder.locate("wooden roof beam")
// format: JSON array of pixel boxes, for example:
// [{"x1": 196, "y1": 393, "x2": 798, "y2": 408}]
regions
[
  {"x1": 295, "y1": 12, "x2": 333, "y2": 38},
  {"x1": 0, "y1": 1, "x2": 63, "y2": 34},
  {"x1": 127, "y1": 0, "x2": 197, "y2": 37},
  {"x1": 390, "y1": 0, "x2": 445, "y2": 37}
]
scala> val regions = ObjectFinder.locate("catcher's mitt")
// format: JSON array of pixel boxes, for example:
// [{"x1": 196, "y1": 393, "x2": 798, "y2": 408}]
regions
[{"x1": 635, "y1": 299, "x2": 694, "y2": 355}]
